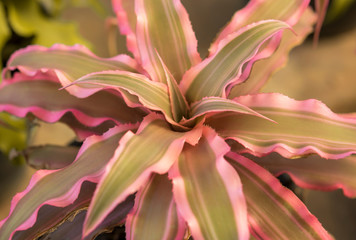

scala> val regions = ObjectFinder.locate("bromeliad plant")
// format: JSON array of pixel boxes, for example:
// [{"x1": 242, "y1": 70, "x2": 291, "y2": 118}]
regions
[{"x1": 1, "y1": 0, "x2": 354, "y2": 239}]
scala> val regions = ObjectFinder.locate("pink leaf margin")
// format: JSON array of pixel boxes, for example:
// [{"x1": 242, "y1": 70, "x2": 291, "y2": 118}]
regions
[
  {"x1": 227, "y1": 152, "x2": 332, "y2": 240},
  {"x1": 0, "y1": 72, "x2": 129, "y2": 129},
  {"x1": 112, "y1": 0, "x2": 140, "y2": 60},
  {"x1": 5, "y1": 44, "x2": 139, "y2": 77},
  {"x1": 180, "y1": 20, "x2": 290, "y2": 99},
  {"x1": 209, "y1": 0, "x2": 310, "y2": 55},
  {"x1": 83, "y1": 114, "x2": 202, "y2": 236},
  {"x1": 234, "y1": 93, "x2": 356, "y2": 159},
  {"x1": 125, "y1": 174, "x2": 186, "y2": 240},
  {"x1": 169, "y1": 126, "x2": 249, "y2": 240},
  {"x1": 0, "y1": 123, "x2": 137, "y2": 239}
]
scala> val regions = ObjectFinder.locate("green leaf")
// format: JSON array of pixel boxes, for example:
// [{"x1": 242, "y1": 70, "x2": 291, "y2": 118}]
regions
[
  {"x1": 0, "y1": 112, "x2": 27, "y2": 156},
  {"x1": 7, "y1": 0, "x2": 91, "y2": 48},
  {"x1": 169, "y1": 127, "x2": 249, "y2": 240},
  {"x1": 180, "y1": 20, "x2": 289, "y2": 103},
  {"x1": 0, "y1": 1, "x2": 10, "y2": 80},
  {"x1": 227, "y1": 153, "x2": 332, "y2": 240},
  {"x1": 126, "y1": 174, "x2": 185, "y2": 240},
  {"x1": 83, "y1": 115, "x2": 199, "y2": 235}
]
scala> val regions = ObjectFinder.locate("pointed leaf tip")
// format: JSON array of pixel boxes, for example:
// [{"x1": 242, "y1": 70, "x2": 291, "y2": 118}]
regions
[{"x1": 181, "y1": 20, "x2": 290, "y2": 103}]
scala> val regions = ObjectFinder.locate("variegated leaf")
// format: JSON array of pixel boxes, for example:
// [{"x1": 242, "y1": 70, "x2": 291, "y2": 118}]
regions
[
  {"x1": 250, "y1": 152, "x2": 356, "y2": 198},
  {"x1": 157, "y1": 53, "x2": 189, "y2": 122},
  {"x1": 207, "y1": 93, "x2": 356, "y2": 159},
  {"x1": 227, "y1": 153, "x2": 332, "y2": 240},
  {"x1": 187, "y1": 97, "x2": 270, "y2": 123},
  {"x1": 209, "y1": 0, "x2": 310, "y2": 55},
  {"x1": 68, "y1": 70, "x2": 174, "y2": 122},
  {"x1": 12, "y1": 182, "x2": 97, "y2": 240},
  {"x1": 0, "y1": 72, "x2": 145, "y2": 130},
  {"x1": 180, "y1": 20, "x2": 289, "y2": 103},
  {"x1": 169, "y1": 127, "x2": 249, "y2": 240},
  {"x1": 135, "y1": 0, "x2": 200, "y2": 82},
  {"x1": 4, "y1": 44, "x2": 138, "y2": 95},
  {"x1": 228, "y1": 7, "x2": 316, "y2": 97},
  {"x1": 83, "y1": 114, "x2": 202, "y2": 235},
  {"x1": 112, "y1": 0, "x2": 139, "y2": 59},
  {"x1": 126, "y1": 174, "x2": 185, "y2": 240},
  {"x1": 37, "y1": 195, "x2": 134, "y2": 240},
  {"x1": 0, "y1": 124, "x2": 136, "y2": 240}
]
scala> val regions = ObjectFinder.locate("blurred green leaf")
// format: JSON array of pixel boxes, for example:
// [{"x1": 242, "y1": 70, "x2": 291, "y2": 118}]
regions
[
  {"x1": 7, "y1": 0, "x2": 92, "y2": 48},
  {"x1": 327, "y1": 0, "x2": 355, "y2": 22},
  {"x1": 0, "y1": 112, "x2": 27, "y2": 158},
  {"x1": 0, "y1": 2, "x2": 10, "y2": 80}
]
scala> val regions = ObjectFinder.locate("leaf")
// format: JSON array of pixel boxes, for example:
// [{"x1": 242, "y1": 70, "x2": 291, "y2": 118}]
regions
[
  {"x1": 157, "y1": 53, "x2": 189, "y2": 122},
  {"x1": 5, "y1": 44, "x2": 138, "y2": 95},
  {"x1": 69, "y1": 70, "x2": 173, "y2": 121},
  {"x1": 327, "y1": 0, "x2": 355, "y2": 22},
  {"x1": 0, "y1": 72, "x2": 145, "y2": 128},
  {"x1": 12, "y1": 181, "x2": 97, "y2": 240},
  {"x1": 180, "y1": 20, "x2": 289, "y2": 103},
  {"x1": 228, "y1": 8, "x2": 316, "y2": 97},
  {"x1": 83, "y1": 114, "x2": 202, "y2": 235},
  {"x1": 0, "y1": 112, "x2": 27, "y2": 156},
  {"x1": 0, "y1": 124, "x2": 136, "y2": 240},
  {"x1": 169, "y1": 127, "x2": 249, "y2": 240},
  {"x1": 59, "y1": 113, "x2": 116, "y2": 140},
  {"x1": 313, "y1": 0, "x2": 329, "y2": 45},
  {"x1": 135, "y1": 0, "x2": 200, "y2": 82},
  {"x1": 207, "y1": 93, "x2": 356, "y2": 159},
  {"x1": 0, "y1": 1, "x2": 10, "y2": 80},
  {"x1": 37, "y1": 195, "x2": 135, "y2": 240},
  {"x1": 209, "y1": 0, "x2": 310, "y2": 55},
  {"x1": 24, "y1": 145, "x2": 79, "y2": 170},
  {"x1": 250, "y1": 152, "x2": 356, "y2": 198},
  {"x1": 227, "y1": 153, "x2": 332, "y2": 240},
  {"x1": 112, "y1": 0, "x2": 139, "y2": 59},
  {"x1": 126, "y1": 174, "x2": 185, "y2": 240},
  {"x1": 188, "y1": 97, "x2": 270, "y2": 122},
  {"x1": 7, "y1": 0, "x2": 91, "y2": 48}
]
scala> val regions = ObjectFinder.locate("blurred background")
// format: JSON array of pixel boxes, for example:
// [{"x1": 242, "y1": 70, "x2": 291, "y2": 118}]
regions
[{"x1": 0, "y1": 0, "x2": 355, "y2": 239}]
